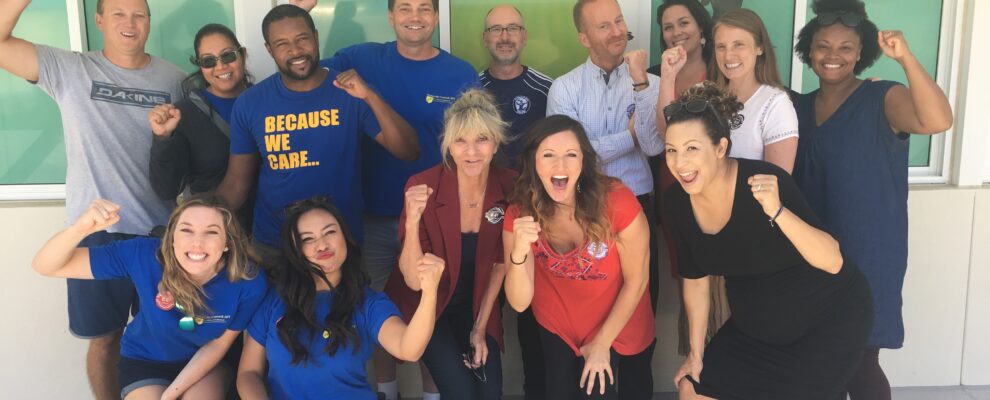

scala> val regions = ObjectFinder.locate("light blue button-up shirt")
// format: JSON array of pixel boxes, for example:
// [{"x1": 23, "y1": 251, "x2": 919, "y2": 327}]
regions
[{"x1": 547, "y1": 57, "x2": 663, "y2": 196}]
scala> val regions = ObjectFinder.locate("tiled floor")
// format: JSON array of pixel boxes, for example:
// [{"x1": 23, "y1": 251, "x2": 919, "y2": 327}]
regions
[{"x1": 494, "y1": 386, "x2": 990, "y2": 400}]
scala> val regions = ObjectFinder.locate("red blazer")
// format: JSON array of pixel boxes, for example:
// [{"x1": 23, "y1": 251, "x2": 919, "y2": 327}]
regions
[{"x1": 384, "y1": 164, "x2": 517, "y2": 349}]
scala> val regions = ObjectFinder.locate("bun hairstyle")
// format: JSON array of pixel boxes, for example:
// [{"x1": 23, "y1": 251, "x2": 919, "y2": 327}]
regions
[
  {"x1": 794, "y1": 0, "x2": 881, "y2": 75},
  {"x1": 665, "y1": 81, "x2": 743, "y2": 154}
]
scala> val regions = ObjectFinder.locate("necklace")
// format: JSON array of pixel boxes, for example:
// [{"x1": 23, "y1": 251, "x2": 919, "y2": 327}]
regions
[{"x1": 461, "y1": 190, "x2": 485, "y2": 209}]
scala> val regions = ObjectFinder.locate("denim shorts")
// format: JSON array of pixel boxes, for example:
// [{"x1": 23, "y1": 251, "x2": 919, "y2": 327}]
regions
[
  {"x1": 361, "y1": 214, "x2": 401, "y2": 291},
  {"x1": 67, "y1": 231, "x2": 140, "y2": 338}
]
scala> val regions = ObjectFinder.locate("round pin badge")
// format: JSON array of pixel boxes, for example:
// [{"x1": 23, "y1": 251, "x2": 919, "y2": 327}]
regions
[
  {"x1": 485, "y1": 206, "x2": 505, "y2": 224},
  {"x1": 587, "y1": 241, "x2": 609, "y2": 260},
  {"x1": 155, "y1": 291, "x2": 175, "y2": 311}
]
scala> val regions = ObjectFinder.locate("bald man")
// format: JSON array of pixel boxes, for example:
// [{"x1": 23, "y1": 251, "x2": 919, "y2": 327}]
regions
[{"x1": 479, "y1": 5, "x2": 552, "y2": 170}]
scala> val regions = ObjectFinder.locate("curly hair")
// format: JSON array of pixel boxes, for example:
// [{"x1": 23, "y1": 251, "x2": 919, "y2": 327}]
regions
[
  {"x1": 275, "y1": 197, "x2": 369, "y2": 365},
  {"x1": 794, "y1": 0, "x2": 881, "y2": 75},
  {"x1": 157, "y1": 194, "x2": 259, "y2": 318},
  {"x1": 665, "y1": 81, "x2": 744, "y2": 153},
  {"x1": 510, "y1": 115, "x2": 615, "y2": 245},
  {"x1": 656, "y1": 0, "x2": 715, "y2": 63}
]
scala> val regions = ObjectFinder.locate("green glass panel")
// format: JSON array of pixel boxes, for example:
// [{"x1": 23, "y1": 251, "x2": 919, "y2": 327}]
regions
[
  {"x1": 308, "y1": 1, "x2": 440, "y2": 59},
  {"x1": 798, "y1": 0, "x2": 942, "y2": 167},
  {"x1": 0, "y1": 0, "x2": 70, "y2": 184},
  {"x1": 449, "y1": 0, "x2": 590, "y2": 78},
  {"x1": 649, "y1": 0, "x2": 794, "y2": 84},
  {"x1": 85, "y1": 0, "x2": 236, "y2": 75}
]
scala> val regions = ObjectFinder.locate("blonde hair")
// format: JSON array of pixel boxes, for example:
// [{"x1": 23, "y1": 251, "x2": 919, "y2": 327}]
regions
[
  {"x1": 439, "y1": 89, "x2": 508, "y2": 169},
  {"x1": 709, "y1": 9, "x2": 783, "y2": 89},
  {"x1": 157, "y1": 194, "x2": 258, "y2": 318}
]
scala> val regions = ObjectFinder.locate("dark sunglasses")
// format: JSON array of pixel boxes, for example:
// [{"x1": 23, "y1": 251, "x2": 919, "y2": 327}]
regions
[
  {"x1": 190, "y1": 48, "x2": 242, "y2": 69},
  {"x1": 817, "y1": 11, "x2": 864, "y2": 28},
  {"x1": 663, "y1": 98, "x2": 715, "y2": 122},
  {"x1": 462, "y1": 350, "x2": 488, "y2": 382},
  {"x1": 175, "y1": 303, "x2": 198, "y2": 332},
  {"x1": 664, "y1": 97, "x2": 743, "y2": 130}
]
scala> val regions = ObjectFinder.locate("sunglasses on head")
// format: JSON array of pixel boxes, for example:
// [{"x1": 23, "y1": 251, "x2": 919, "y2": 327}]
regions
[
  {"x1": 663, "y1": 98, "x2": 716, "y2": 122},
  {"x1": 817, "y1": 11, "x2": 864, "y2": 28},
  {"x1": 190, "y1": 48, "x2": 242, "y2": 69}
]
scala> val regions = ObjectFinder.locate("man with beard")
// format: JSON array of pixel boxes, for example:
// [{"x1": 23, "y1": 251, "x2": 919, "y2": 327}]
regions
[
  {"x1": 546, "y1": 0, "x2": 661, "y2": 396},
  {"x1": 0, "y1": 1, "x2": 183, "y2": 398},
  {"x1": 216, "y1": 5, "x2": 418, "y2": 253},
  {"x1": 479, "y1": 4, "x2": 552, "y2": 169}
]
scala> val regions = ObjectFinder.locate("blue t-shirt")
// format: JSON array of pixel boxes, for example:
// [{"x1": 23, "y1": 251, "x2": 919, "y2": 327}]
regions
[
  {"x1": 480, "y1": 66, "x2": 553, "y2": 167},
  {"x1": 247, "y1": 287, "x2": 400, "y2": 400},
  {"x1": 89, "y1": 237, "x2": 268, "y2": 362},
  {"x1": 322, "y1": 42, "x2": 479, "y2": 216},
  {"x1": 202, "y1": 89, "x2": 237, "y2": 123},
  {"x1": 230, "y1": 69, "x2": 381, "y2": 245}
]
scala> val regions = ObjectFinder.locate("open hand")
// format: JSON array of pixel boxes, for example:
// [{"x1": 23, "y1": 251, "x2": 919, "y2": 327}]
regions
[{"x1": 579, "y1": 341, "x2": 614, "y2": 396}]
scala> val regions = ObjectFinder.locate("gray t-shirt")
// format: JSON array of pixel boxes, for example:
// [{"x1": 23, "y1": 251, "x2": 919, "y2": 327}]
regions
[{"x1": 35, "y1": 45, "x2": 185, "y2": 235}]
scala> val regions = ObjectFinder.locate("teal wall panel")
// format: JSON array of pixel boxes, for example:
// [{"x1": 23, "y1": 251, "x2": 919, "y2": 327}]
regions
[
  {"x1": 308, "y1": 1, "x2": 440, "y2": 60},
  {"x1": 0, "y1": 0, "x2": 70, "y2": 184}
]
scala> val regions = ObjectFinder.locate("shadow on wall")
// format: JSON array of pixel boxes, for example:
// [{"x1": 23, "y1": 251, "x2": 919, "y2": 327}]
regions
[{"x1": 322, "y1": 1, "x2": 366, "y2": 59}]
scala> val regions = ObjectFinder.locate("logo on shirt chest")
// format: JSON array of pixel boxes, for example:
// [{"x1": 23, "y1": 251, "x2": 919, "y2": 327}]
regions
[
  {"x1": 261, "y1": 110, "x2": 342, "y2": 171},
  {"x1": 425, "y1": 94, "x2": 456, "y2": 104},
  {"x1": 513, "y1": 96, "x2": 531, "y2": 115},
  {"x1": 626, "y1": 103, "x2": 636, "y2": 119},
  {"x1": 91, "y1": 81, "x2": 171, "y2": 108}
]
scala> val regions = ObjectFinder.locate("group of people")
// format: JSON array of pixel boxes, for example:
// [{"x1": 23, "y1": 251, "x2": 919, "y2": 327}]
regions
[{"x1": 0, "y1": 0, "x2": 953, "y2": 398}]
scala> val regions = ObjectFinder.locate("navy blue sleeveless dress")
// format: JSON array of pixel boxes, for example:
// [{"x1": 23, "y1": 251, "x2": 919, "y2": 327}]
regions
[{"x1": 793, "y1": 80, "x2": 908, "y2": 349}]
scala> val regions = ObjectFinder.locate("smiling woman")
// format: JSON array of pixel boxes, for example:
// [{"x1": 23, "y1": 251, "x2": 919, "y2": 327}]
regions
[
  {"x1": 30, "y1": 194, "x2": 267, "y2": 400},
  {"x1": 504, "y1": 115, "x2": 656, "y2": 400},
  {"x1": 662, "y1": 82, "x2": 872, "y2": 400}
]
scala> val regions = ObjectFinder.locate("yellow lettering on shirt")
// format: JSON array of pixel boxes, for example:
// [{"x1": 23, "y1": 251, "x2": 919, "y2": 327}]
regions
[
  {"x1": 265, "y1": 116, "x2": 275, "y2": 133},
  {"x1": 260, "y1": 109, "x2": 340, "y2": 171}
]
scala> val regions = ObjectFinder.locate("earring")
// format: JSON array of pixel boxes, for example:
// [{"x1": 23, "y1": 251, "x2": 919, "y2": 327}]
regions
[
  {"x1": 577, "y1": 181, "x2": 582, "y2": 194},
  {"x1": 700, "y1": 38, "x2": 707, "y2": 46},
  {"x1": 223, "y1": 247, "x2": 229, "y2": 252}
]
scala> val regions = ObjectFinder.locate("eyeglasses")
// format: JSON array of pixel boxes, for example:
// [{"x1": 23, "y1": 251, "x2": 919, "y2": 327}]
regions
[
  {"x1": 484, "y1": 24, "x2": 525, "y2": 36},
  {"x1": 175, "y1": 303, "x2": 198, "y2": 332},
  {"x1": 190, "y1": 48, "x2": 242, "y2": 69},
  {"x1": 817, "y1": 11, "x2": 864, "y2": 28}
]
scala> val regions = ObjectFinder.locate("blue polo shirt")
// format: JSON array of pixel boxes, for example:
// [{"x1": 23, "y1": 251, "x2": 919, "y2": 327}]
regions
[
  {"x1": 89, "y1": 237, "x2": 268, "y2": 363},
  {"x1": 247, "y1": 288, "x2": 400, "y2": 400},
  {"x1": 322, "y1": 42, "x2": 479, "y2": 216},
  {"x1": 230, "y1": 68, "x2": 381, "y2": 245}
]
